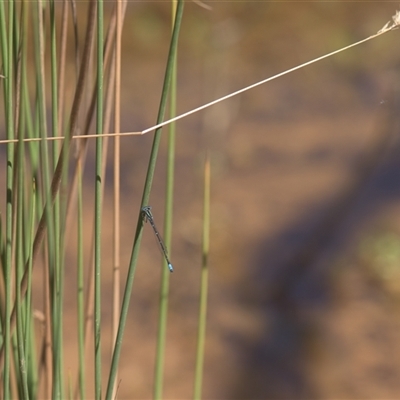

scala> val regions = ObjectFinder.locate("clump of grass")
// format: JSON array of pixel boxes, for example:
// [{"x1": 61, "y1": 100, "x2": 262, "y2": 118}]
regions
[{"x1": 0, "y1": 0, "x2": 188, "y2": 398}]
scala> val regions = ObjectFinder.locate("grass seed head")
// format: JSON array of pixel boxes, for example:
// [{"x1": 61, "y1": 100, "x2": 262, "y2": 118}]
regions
[
  {"x1": 378, "y1": 10, "x2": 400, "y2": 34},
  {"x1": 392, "y1": 10, "x2": 400, "y2": 27}
]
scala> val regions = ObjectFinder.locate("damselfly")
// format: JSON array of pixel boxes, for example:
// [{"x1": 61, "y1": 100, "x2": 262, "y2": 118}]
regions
[{"x1": 141, "y1": 206, "x2": 174, "y2": 273}]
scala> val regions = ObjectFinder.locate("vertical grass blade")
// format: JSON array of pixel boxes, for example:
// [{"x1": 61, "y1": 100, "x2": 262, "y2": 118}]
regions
[
  {"x1": 25, "y1": 180, "x2": 37, "y2": 399},
  {"x1": 76, "y1": 155, "x2": 86, "y2": 399},
  {"x1": 153, "y1": 0, "x2": 178, "y2": 398},
  {"x1": 15, "y1": 107, "x2": 29, "y2": 400},
  {"x1": 48, "y1": 1, "x2": 66, "y2": 397},
  {"x1": 105, "y1": 2, "x2": 185, "y2": 398},
  {"x1": 111, "y1": 0, "x2": 126, "y2": 397},
  {"x1": 193, "y1": 153, "x2": 211, "y2": 400},
  {"x1": 0, "y1": 0, "x2": 15, "y2": 397},
  {"x1": 95, "y1": 0, "x2": 104, "y2": 396}
]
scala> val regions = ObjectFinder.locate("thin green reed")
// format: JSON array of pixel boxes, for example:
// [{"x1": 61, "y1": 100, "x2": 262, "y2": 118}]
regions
[
  {"x1": 33, "y1": 0, "x2": 55, "y2": 273},
  {"x1": 33, "y1": 0, "x2": 62, "y2": 395},
  {"x1": 15, "y1": 106, "x2": 29, "y2": 399},
  {"x1": 153, "y1": 0, "x2": 178, "y2": 398},
  {"x1": 32, "y1": 10, "x2": 53, "y2": 396},
  {"x1": 193, "y1": 154, "x2": 211, "y2": 400},
  {"x1": 20, "y1": 2, "x2": 37, "y2": 181},
  {"x1": 14, "y1": 9, "x2": 30, "y2": 384},
  {"x1": 77, "y1": 159, "x2": 86, "y2": 399},
  {"x1": 18, "y1": 4, "x2": 39, "y2": 396},
  {"x1": 26, "y1": 181, "x2": 37, "y2": 399},
  {"x1": 95, "y1": 0, "x2": 104, "y2": 397},
  {"x1": 105, "y1": 2, "x2": 185, "y2": 398},
  {"x1": 0, "y1": 0, "x2": 15, "y2": 396},
  {"x1": 49, "y1": 0, "x2": 66, "y2": 397}
]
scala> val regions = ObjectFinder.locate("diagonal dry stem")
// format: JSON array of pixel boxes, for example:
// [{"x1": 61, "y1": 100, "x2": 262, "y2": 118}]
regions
[{"x1": 0, "y1": 10, "x2": 398, "y2": 146}]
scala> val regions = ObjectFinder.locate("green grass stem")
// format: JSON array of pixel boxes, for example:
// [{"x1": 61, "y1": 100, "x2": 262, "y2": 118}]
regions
[
  {"x1": 105, "y1": 2, "x2": 184, "y2": 398},
  {"x1": 26, "y1": 180, "x2": 37, "y2": 399},
  {"x1": 49, "y1": 1, "x2": 65, "y2": 397},
  {"x1": 95, "y1": 0, "x2": 104, "y2": 397},
  {"x1": 153, "y1": 1, "x2": 179, "y2": 398},
  {"x1": 193, "y1": 153, "x2": 211, "y2": 400},
  {"x1": 77, "y1": 157, "x2": 86, "y2": 400},
  {"x1": 0, "y1": 0, "x2": 15, "y2": 397},
  {"x1": 16, "y1": 109, "x2": 29, "y2": 400}
]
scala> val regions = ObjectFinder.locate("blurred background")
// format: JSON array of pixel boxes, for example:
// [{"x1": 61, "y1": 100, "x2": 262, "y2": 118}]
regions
[
  {"x1": 3, "y1": 1, "x2": 400, "y2": 398},
  {"x1": 110, "y1": 2, "x2": 400, "y2": 398}
]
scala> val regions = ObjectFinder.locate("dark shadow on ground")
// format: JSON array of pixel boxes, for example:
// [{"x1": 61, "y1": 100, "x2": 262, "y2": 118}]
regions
[{"x1": 228, "y1": 89, "x2": 400, "y2": 399}]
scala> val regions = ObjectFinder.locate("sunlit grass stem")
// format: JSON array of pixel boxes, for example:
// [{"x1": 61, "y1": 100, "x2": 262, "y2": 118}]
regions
[{"x1": 111, "y1": 1, "x2": 125, "y2": 398}]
